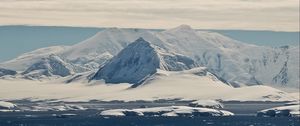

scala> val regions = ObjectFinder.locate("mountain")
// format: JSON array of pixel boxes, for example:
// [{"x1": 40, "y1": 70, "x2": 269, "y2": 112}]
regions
[
  {"x1": 92, "y1": 38, "x2": 197, "y2": 84},
  {"x1": 0, "y1": 46, "x2": 67, "y2": 71},
  {"x1": 155, "y1": 25, "x2": 256, "y2": 86},
  {"x1": 60, "y1": 28, "x2": 164, "y2": 67},
  {"x1": 0, "y1": 25, "x2": 298, "y2": 88},
  {"x1": 157, "y1": 25, "x2": 298, "y2": 88},
  {"x1": 0, "y1": 68, "x2": 17, "y2": 77},
  {"x1": 22, "y1": 54, "x2": 88, "y2": 79}
]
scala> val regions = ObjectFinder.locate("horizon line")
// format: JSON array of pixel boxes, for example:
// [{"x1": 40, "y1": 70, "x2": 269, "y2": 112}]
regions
[{"x1": 1, "y1": 24, "x2": 299, "y2": 33}]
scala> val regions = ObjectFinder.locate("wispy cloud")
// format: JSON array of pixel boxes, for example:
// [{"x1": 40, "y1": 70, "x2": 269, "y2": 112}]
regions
[{"x1": 0, "y1": 0, "x2": 298, "y2": 31}]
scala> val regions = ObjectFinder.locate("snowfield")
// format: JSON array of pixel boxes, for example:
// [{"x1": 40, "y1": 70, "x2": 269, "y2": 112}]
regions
[
  {"x1": 0, "y1": 68, "x2": 296, "y2": 102},
  {"x1": 0, "y1": 25, "x2": 298, "y2": 89},
  {"x1": 0, "y1": 25, "x2": 298, "y2": 111}
]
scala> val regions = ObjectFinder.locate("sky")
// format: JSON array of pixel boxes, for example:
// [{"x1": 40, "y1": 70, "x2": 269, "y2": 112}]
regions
[{"x1": 0, "y1": 0, "x2": 299, "y2": 31}]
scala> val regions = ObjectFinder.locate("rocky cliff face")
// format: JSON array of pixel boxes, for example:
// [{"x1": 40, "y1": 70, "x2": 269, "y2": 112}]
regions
[{"x1": 0, "y1": 68, "x2": 17, "y2": 77}]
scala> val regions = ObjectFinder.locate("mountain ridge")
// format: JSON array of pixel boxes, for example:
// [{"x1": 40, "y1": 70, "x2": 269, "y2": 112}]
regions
[
  {"x1": 0, "y1": 25, "x2": 298, "y2": 88},
  {"x1": 92, "y1": 37, "x2": 197, "y2": 85}
]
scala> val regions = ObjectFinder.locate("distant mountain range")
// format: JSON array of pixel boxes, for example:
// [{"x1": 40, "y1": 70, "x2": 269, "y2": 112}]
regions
[
  {"x1": 0, "y1": 25, "x2": 298, "y2": 62},
  {"x1": 0, "y1": 25, "x2": 299, "y2": 89}
]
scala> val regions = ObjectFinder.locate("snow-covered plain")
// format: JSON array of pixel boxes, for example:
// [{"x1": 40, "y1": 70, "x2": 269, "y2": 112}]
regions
[{"x1": 0, "y1": 69, "x2": 296, "y2": 102}]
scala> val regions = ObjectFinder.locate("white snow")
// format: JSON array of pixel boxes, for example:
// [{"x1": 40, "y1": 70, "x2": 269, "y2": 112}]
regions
[
  {"x1": 288, "y1": 92, "x2": 300, "y2": 100},
  {"x1": 92, "y1": 37, "x2": 197, "y2": 84},
  {"x1": 99, "y1": 106, "x2": 234, "y2": 117},
  {"x1": 22, "y1": 54, "x2": 76, "y2": 78},
  {"x1": 60, "y1": 28, "x2": 162, "y2": 69},
  {"x1": 0, "y1": 101, "x2": 17, "y2": 111},
  {"x1": 0, "y1": 46, "x2": 68, "y2": 71},
  {"x1": 189, "y1": 100, "x2": 223, "y2": 109},
  {"x1": 1, "y1": 25, "x2": 298, "y2": 88},
  {"x1": 161, "y1": 112, "x2": 178, "y2": 117},
  {"x1": 0, "y1": 69, "x2": 296, "y2": 102},
  {"x1": 0, "y1": 101, "x2": 16, "y2": 109},
  {"x1": 31, "y1": 104, "x2": 86, "y2": 111},
  {"x1": 99, "y1": 109, "x2": 127, "y2": 116}
]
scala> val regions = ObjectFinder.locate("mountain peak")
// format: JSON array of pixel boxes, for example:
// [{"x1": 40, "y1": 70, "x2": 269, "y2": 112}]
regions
[
  {"x1": 170, "y1": 24, "x2": 193, "y2": 31},
  {"x1": 91, "y1": 38, "x2": 159, "y2": 84},
  {"x1": 163, "y1": 24, "x2": 196, "y2": 36},
  {"x1": 133, "y1": 37, "x2": 150, "y2": 45},
  {"x1": 135, "y1": 37, "x2": 147, "y2": 43},
  {"x1": 92, "y1": 38, "x2": 197, "y2": 85},
  {"x1": 122, "y1": 37, "x2": 153, "y2": 53}
]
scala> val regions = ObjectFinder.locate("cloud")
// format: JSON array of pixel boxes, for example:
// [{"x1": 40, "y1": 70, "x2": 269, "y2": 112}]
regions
[{"x1": 0, "y1": 0, "x2": 298, "y2": 31}]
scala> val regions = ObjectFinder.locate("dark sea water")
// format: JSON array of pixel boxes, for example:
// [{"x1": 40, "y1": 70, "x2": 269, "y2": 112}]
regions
[
  {"x1": 0, "y1": 115, "x2": 299, "y2": 126},
  {"x1": 1, "y1": 101, "x2": 299, "y2": 126}
]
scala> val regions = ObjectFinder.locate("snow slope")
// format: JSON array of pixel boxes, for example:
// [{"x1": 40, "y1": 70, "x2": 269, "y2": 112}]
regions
[
  {"x1": 0, "y1": 101, "x2": 17, "y2": 109},
  {"x1": 60, "y1": 28, "x2": 163, "y2": 67},
  {"x1": 0, "y1": 101, "x2": 17, "y2": 112},
  {"x1": 0, "y1": 68, "x2": 295, "y2": 102},
  {"x1": 0, "y1": 25, "x2": 298, "y2": 88},
  {"x1": 155, "y1": 25, "x2": 299, "y2": 88},
  {"x1": 88, "y1": 25, "x2": 299, "y2": 88},
  {"x1": 0, "y1": 46, "x2": 67, "y2": 71},
  {"x1": 92, "y1": 37, "x2": 197, "y2": 84}
]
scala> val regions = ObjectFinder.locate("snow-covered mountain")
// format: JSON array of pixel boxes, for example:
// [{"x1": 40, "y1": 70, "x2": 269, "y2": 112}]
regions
[
  {"x1": 154, "y1": 25, "x2": 299, "y2": 88},
  {"x1": 22, "y1": 54, "x2": 88, "y2": 79},
  {"x1": 0, "y1": 25, "x2": 298, "y2": 88},
  {"x1": 60, "y1": 28, "x2": 164, "y2": 68},
  {"x1": 92, "y1": 37, "x2": 197, "y2": 84},
  {"x1": 0, "y1": 46, "x2": 67, "y2": 71}
]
